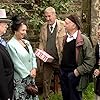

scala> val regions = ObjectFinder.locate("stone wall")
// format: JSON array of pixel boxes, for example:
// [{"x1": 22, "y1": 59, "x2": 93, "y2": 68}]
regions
[{"x1": 91, "y1": 0, "x2": 100, "y2": 46}]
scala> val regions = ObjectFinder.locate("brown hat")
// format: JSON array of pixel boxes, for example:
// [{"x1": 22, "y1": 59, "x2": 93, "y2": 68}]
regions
[
  {"x1": 0, "y1": 9, "x2": 11, "y2": 22},
  {"x1": 67, "y1": 14, "x2": 81, "y2": 30}
]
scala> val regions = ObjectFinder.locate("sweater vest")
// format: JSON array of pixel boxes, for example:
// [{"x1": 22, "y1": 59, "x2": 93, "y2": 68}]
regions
[
  {"x1": 46, "y1": 24, "x2": 59, "y2": 60},
  {"x1": 61, "y1": 39, "x2": 77, "y2": 70}
]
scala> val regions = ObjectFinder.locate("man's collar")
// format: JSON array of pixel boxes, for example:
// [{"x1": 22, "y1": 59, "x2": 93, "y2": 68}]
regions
[
  {"x1": 49, "y1": 20, "x2": 56, "y2": 28},
  {"x1": 67, "y1": 30, "x2": 78, "y2": 39}
]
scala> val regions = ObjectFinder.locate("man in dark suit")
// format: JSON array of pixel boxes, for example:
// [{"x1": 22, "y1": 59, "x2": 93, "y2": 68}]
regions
[{"x1": 0, "y1": 9, "x2": 14, "y2": 100}]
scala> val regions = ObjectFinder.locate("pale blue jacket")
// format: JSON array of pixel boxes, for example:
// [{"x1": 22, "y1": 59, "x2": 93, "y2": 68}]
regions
[{"x1": 7, "y1": 36, "x2": 37, "y2": 80}]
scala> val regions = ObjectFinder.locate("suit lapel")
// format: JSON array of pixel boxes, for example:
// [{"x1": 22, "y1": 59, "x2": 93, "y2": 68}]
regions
[
  {"x1": 13, "y1": 38, "x2": 32, "y2": 59},
  {"x1": 0, "y1": 44, "x2": 11, "y2": 58}
]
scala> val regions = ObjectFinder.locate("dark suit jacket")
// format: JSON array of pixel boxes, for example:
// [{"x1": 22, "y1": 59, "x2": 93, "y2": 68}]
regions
[{"x1": 0, "y1": 44, "x2": 14, "y2": 100}]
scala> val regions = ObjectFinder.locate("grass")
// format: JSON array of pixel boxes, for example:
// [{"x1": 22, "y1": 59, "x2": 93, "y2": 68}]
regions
[
  {"x1": 39, "y1": 93, "x2": 63, "y2": 100},
  {"x1": 83, "y1": 82, "x2": 94, "y2": 100},
  {"x1": 39, "y1": 83, "x2": 95, "y2": 100}
]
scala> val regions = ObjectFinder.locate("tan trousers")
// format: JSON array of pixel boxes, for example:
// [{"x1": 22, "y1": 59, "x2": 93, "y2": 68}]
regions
[{"x1": 43, "y1": 61, "x2": 59, "y2": 100}]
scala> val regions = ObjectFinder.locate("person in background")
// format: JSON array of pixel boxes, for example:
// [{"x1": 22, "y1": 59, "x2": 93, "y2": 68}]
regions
[
  {"x1": 60, "y1": 14, "x2": 95, "y2": 100},
  {"x1": 0, "y1": 9, "x2": 14, "y2": 100},
  {"x1": 94, "y1": 23, "x2": 100, "y2": 100},
  {"x1": 39, "y1": 7, "x2": 66, "y2": 100},
  {"x1": 7, "y1": 15, "x2": 39, "y2": 100}
]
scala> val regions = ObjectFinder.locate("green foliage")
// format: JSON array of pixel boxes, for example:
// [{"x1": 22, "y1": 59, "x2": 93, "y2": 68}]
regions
[
  {"x1": 39, "y1": 93, "x2": 63, "y2": 100},
  {"x1": 39, "y1": 83, "x2": 94, "y2": 100},
  {"x1": 0, "y1": 0, "x2": 80, "y2": 35},
  {"x1": 49, "y1": 93, "x2": 63, "y2": 100},
  {"x1": 83, "y1": 83, "x2": 94, "y2": 100}
]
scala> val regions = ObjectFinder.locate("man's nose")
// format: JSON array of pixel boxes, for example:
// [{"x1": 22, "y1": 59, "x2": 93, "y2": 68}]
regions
[{"x1": 24, "y1": 31, "x2": 27, "y2": 35}]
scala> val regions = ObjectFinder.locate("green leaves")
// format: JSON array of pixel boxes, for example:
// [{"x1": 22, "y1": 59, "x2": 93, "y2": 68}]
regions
[{"x1": 0, "y1": 0, "x2": 80, "y2": 39}]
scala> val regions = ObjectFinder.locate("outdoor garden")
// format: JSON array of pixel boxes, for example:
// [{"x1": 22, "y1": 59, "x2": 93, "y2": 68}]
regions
[{"x1": 0, "y1": 0, "x2": 96, "y2": 100}]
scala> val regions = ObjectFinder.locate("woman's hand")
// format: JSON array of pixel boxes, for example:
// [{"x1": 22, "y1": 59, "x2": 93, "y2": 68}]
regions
[
  {"x1": 30, "y1": 68, "x2": 36, "y2": 78},
  {"x1": 94, "y1": 69, "x2": 100, "y2": 77}
]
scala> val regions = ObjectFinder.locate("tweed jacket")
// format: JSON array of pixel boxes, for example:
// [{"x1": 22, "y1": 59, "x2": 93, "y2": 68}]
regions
[
  {"x1": 7, "y1": 36, "x2": 37, "y2": 80},
  {"x1": 39, "y1": 19, "x2": 66, "y2": 63},
  {"x1": 63, "y1": 30, "x2": 95, "y2": 91}
]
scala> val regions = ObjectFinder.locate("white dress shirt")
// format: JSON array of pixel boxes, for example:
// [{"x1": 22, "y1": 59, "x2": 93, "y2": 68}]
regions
[
  {"x1": 67, "y1": 30, "x2": 78, "y2": 42},
  {"x1": 49, "y1": 20, "x2": 57, "y2": 33}
]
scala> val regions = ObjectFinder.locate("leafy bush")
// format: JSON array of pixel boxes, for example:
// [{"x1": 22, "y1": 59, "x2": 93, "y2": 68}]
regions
[
  {"x1": 83, "y1": 83, "x2": 94, "y2": 100},
  {"x1": 0, "y1": 0, "x2": 81, "y2": 35}
]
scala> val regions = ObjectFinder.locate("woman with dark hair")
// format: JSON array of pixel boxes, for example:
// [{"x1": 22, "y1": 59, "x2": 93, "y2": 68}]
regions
[{"x1": 7, "y1": 15, "x2": 39, "y2": 100}]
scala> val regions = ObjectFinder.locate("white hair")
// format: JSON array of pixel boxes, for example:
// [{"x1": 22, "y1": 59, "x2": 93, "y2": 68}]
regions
[{"x1": 44, "y1": 7, "x2": 56, "y2": 14}]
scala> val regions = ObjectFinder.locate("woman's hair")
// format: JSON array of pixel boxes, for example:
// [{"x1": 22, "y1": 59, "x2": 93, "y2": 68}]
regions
[{"x1": 11, "y1": 15, "x2": 25, "y2": 33}]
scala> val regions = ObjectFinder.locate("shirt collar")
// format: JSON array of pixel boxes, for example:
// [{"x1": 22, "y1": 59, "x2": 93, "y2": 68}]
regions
[
  {"x1": 98, "y1": 40, "x2": 100, "y2": 45},
  {"x1": 67, "y1": 30, "x2": 78, "y2": 39},
  {"x1": 67, "y1": 30, "x2": 78, "y2": 42},
  {"x1": 49, "y1": 20, "x2": 56, "y2": 29},
  {"x1": 49, "y1": 20, "x2": 57, "y2": 33}
]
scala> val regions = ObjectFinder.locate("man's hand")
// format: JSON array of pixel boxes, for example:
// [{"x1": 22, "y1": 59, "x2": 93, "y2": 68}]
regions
[
  {"x1": 94, "y1": 69, "x2": 100, "y2": 77},
  {"x1": 74, "y1": 69, "x2": 80, "y2": 77}
]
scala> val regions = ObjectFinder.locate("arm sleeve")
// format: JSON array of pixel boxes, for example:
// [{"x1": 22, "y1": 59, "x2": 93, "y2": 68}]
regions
[
  {"x1": 7, "y1": 44, "x2": 30, "y2": 78},
  {"x1": 39, "y1": 27, "x2": 44, "y2": 50},
  {"x1": 77, "y1": 36, "x2": 95, "y2": 75},
  {"x1": 0, "y1": 53, "x2": 10, "y2": 100},
  {"x1": 28, "y1": 42, "x2": 37, "y2": 69},
  {"x1": 32, "y1": 52, "x2": 37, "y2": 69}
]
